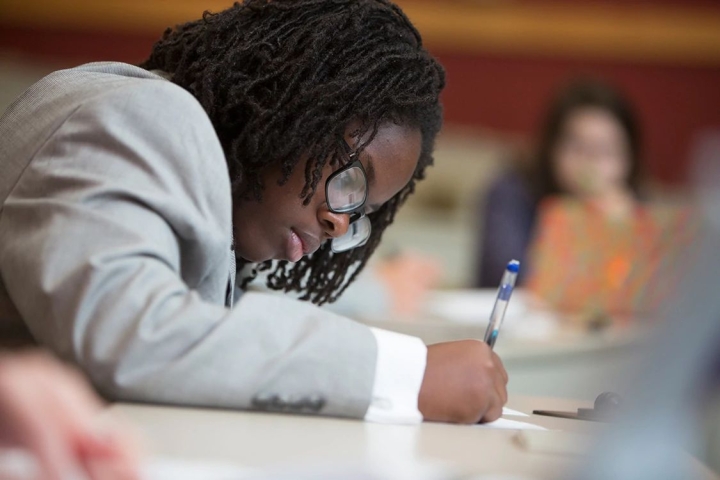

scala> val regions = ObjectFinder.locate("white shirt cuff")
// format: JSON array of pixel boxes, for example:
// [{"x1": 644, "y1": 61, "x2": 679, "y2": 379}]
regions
[{"x1": 364, "y1": 327, "x2": 427, "y2": 424}]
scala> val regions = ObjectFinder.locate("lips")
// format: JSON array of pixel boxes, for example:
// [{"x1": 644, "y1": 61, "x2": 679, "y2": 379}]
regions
[
  {"x1": 286, "y1": 230, "x2": 304, "y2": 262},
  {"x1": 286, "y1": 228, "x2": 321, "y2": 262}
]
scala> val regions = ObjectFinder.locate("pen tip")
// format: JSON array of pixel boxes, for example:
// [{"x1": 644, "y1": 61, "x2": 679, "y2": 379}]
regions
[{"x1": 507, "y1": 260, "x2": 520, "y2": 273}]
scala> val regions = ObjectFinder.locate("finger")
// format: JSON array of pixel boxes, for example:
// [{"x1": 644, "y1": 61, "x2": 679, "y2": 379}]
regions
[
  {"x1": 34, "y1": 436, "x2": 85, "y2": 480},
  {"x1": 492, "y1": 352, "x2": 509, "y2": 385},
  {"x1": 491, "y1": 359, "x2": 508, "y2": 405},
  {"x1": 76, "y1": 424, "x2": 143, "y2": 473},
  {"x1": 0, "y1": 363, "x2": 75, "y2": 480},
  {"x1": 10, "y1": 355, "x2": 132, "y2": 478},
  {"x1": 84, "y1": 456, "x2": 143, "y2": 480},
  {"x1": 10, "y1": 353, "x2": 105, "y2": 426},
  {"x1": 480, "y1": 397, "x2": 503, "y2": 423},
  {"x1": 476, "y1": 367, "x2": 506, "y2": 424},
  {"x1": 466, "y1": 398, "x2": 490, "y2": 425},
  {"x1": 494, "y1": 373, "x2": 508, "y2": 406},
  {"x1": 10, "y1": 399, "x2": 78, "y2": 480},
  {"x1": 0, "y1": 353, "x2": 139, "y2": 480},
  {"x1": 34, "y1": 379, "x2": 141, "y2": 480},
  {"x1": 42, "y1": 367, "x2": 142, "y2": 474}
]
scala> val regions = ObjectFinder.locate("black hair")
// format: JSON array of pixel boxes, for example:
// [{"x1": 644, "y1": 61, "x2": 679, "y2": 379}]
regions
[
  {"x1": 141, "y1": 0, "x2": 445, "y2": 305},
  {"x1": 532, "y1": 78, "x2": 642, "y2": 198}
]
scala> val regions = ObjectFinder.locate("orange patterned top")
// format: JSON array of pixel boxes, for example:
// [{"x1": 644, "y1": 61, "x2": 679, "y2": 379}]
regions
[{"x1": 526, "y1": 197, "x2": 695, "y2": 320}]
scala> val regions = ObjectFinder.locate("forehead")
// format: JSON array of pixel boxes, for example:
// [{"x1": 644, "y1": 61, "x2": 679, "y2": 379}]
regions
[
  {"x1": 353, "y1": 123, "x2": 422, "y2": 208},
  {"x1": 565, "y1": 108, "x2": 624, "y2": 138}
]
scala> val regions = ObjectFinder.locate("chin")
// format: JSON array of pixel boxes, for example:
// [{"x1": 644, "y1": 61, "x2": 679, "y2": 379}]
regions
[{"x1": 235, "y1": 245, "x2": 273, "y2": 264}]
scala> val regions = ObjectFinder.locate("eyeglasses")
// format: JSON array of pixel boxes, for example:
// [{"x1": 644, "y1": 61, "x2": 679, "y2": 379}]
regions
[{"x1": 325, "y1": 140, "x2": 372, "y2": 253}]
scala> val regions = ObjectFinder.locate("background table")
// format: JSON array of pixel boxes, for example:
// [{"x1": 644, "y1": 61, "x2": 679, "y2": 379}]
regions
[{"x1": 357, "y1": 289, "x2": 645, "y2": 401}]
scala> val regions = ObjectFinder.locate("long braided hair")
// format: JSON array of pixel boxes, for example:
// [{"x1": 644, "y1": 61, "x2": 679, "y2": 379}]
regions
[{"x1": 141, "y1": 0, "x2": 445, "y2": 305}]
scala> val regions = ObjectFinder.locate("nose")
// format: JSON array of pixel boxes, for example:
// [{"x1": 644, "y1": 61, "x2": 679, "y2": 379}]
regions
[{"x1": 318, "y1": 207, "x2": 350, "y2": 239}]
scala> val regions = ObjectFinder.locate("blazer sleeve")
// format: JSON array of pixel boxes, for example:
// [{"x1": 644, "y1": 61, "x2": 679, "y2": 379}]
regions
[{"x1": 0, "y1": 80, "x2": 377, "y2": 419}]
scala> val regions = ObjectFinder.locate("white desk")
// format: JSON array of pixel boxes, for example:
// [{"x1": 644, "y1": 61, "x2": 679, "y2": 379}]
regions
[
  {"x1": 110, "y1": 396, "x2": 605, "y2": 479},
  {"x1": 109, "y1": 396, "x2": 719, "y2": 479}
]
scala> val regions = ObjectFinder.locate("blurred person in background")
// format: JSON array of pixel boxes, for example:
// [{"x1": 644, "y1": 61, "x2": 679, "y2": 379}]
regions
[
  {"x1": 285, "y1": 251, "x2": 443, "y2": 320},
  {"x1": 0, "y1": 351, "x2": 140, "y2": 480},
  {"x1": 371, "y1": 253, "x2": 442, "y2": 317},
  {"x1": 474, "y1": 78, "x2": 643, "y2": 289},
  {"x1": 247, "y1": 249, "x2": 443, "y2": 320},
  {"x1": 524, "y1": 80, "x2": 693, "y2": 320},
  {"x1": 475, "y1": 79, "x2": 691, "y2": 322}
]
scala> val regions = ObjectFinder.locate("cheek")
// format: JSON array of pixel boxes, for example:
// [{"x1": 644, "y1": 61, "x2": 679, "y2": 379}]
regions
[
  {"x1": 596, "y1": 154, "x2": 630, "y2": 184},
  {"x1": 264, "y1": 175, "x2": 331, "y2": 234},
  {"x1": 232, "y1": 201, "x2": 277, "y2": 261},
  {"x1": 554, "y1": 153, "x2": 585, "y2": 188}
]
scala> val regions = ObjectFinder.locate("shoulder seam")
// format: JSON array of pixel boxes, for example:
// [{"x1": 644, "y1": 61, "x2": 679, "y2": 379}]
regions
[{"x1": 0, "y1": 104, "x2": 83, "y2": 220}]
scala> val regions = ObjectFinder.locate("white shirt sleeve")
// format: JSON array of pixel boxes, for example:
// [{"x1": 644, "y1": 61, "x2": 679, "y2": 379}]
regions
[{"x1": 364, "y1": 327, "x2": 427, "y2": 424}]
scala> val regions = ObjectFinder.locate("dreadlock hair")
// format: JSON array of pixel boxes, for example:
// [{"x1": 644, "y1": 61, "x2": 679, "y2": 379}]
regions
[{"x1": 140, "y1": 0, "x2": 445, "y2": 305}]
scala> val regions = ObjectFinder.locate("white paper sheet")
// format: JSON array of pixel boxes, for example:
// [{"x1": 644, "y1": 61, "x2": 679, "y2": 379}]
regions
[
  {"x1": 502, "y1": 407, "x2": 529, "y2": 417},
  {"x1": 477, "y1": 418, "x2": 547, "y2": 431}
]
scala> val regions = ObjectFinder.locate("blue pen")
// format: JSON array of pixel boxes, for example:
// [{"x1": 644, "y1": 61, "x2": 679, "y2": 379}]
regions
[{"x1": 483, "y1": 260, "x2": 520, "y2": 349}]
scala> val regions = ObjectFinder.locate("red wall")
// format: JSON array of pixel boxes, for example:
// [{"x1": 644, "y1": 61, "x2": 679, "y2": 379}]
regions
[{"x1": 434, "y1": 51, "x2": 720, "y2": 184}]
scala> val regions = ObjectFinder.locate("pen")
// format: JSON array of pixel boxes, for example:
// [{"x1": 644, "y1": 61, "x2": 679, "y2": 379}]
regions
[{"x1": 483, "y1": 259, "x2": 520, "y2": 349}]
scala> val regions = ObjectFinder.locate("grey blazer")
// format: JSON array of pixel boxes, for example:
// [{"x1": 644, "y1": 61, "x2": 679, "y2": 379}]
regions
[{"x1": 0, "y1": 62, "x2": 377, "y2": 418}]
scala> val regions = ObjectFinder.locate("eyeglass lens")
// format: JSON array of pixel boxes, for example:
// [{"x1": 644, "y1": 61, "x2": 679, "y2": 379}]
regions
[{"x1": 327, "y1": 166, "x2": 367, "y2": 213}]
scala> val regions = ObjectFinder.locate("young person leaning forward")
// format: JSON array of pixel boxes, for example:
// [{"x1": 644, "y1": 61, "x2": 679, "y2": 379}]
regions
[{"x1": 0, "y1": 0, "x2": 508, "y2": 424}]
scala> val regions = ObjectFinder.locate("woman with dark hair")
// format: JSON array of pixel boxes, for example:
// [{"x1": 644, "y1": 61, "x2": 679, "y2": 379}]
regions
[
  {"x1": 474, "y1": 79, "x2": 643, "y2": 288},
  {"x1": 0, "y1": 0, "x2": 507, "y2": 425}
]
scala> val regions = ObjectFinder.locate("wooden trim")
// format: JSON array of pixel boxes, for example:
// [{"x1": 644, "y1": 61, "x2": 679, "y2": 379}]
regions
[
  {"x1": 2, "y1": 1, "x2": 720, "y2": 66},
  {"x1": 397, "y1": 1, "x2": 720, "y2": 66},
  {"x1": 0, "y1": 0, "x2": 233, "y2": 33}
]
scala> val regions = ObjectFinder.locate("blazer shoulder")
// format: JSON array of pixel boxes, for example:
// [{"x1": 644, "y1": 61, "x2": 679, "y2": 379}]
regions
[
  {"x1": 82, "y1": 78, "x2": 218, "y2": 140},
  {"x1": 72, "y1": 77, "x2": 229, "y2": 190},
  {"x1": 47, "y1": 76, "x2": 232, "y2": 235}
]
